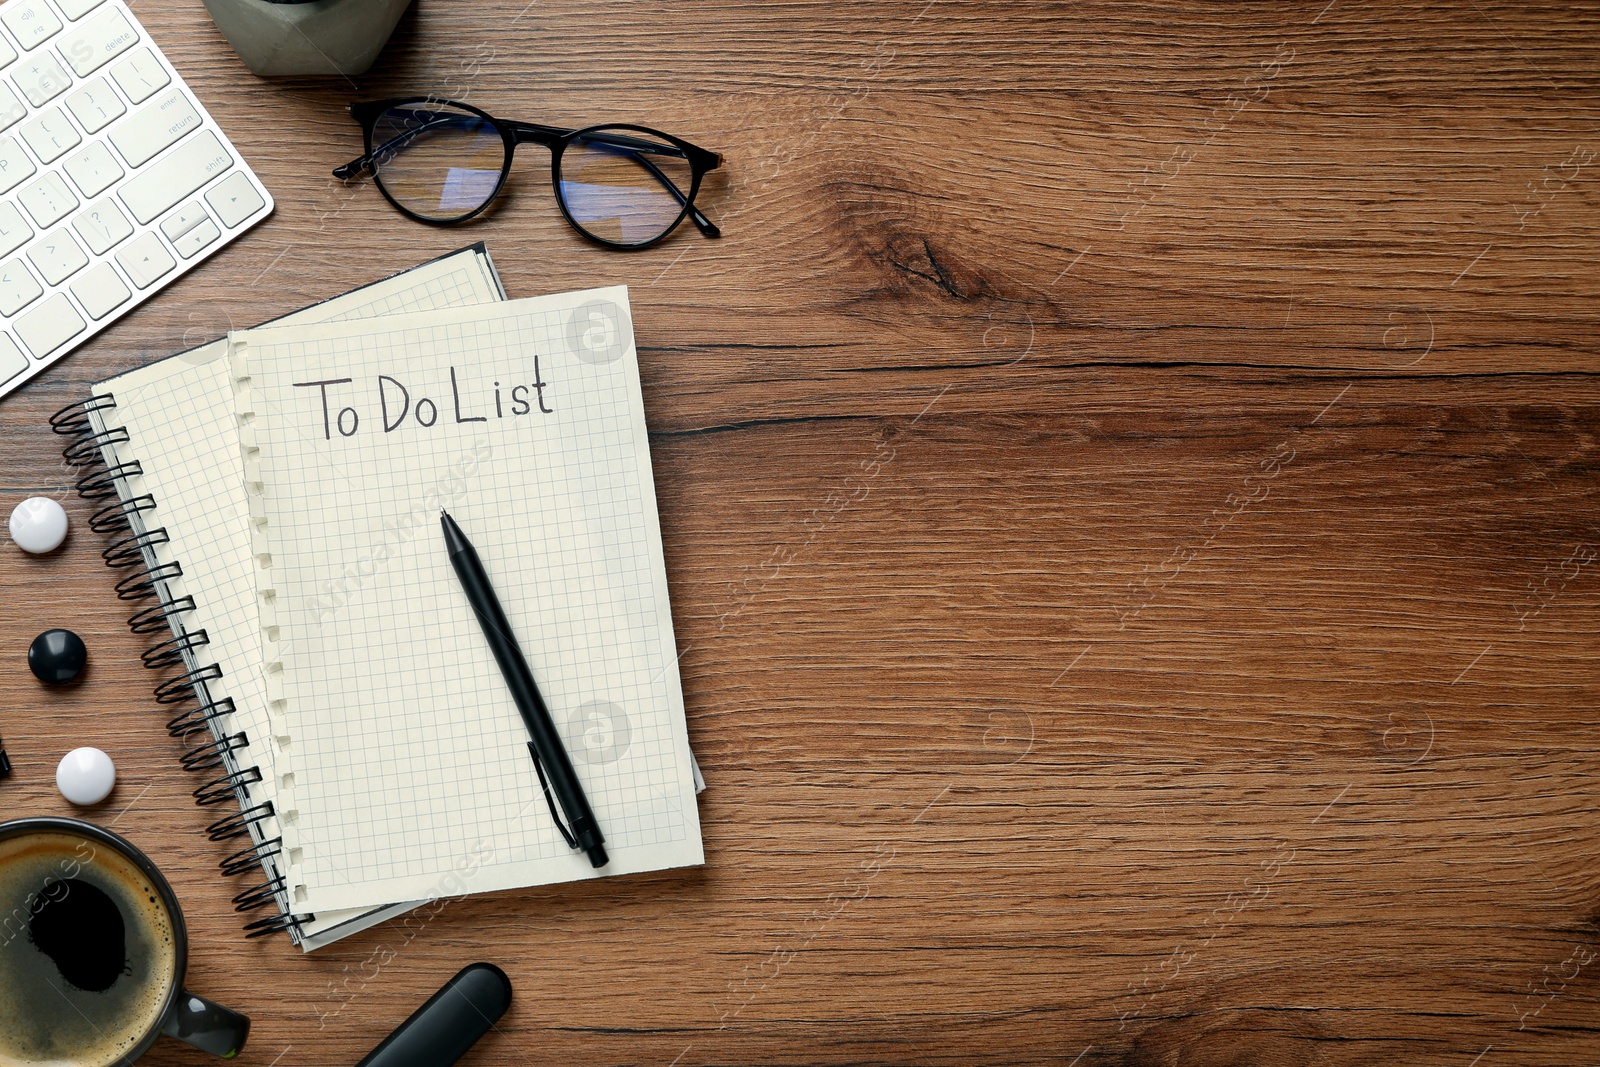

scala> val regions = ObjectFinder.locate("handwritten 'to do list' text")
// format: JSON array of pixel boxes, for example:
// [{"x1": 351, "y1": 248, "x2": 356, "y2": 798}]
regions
[{"x1": 293, "y1": 361, "x2": 554, "y2": 441}]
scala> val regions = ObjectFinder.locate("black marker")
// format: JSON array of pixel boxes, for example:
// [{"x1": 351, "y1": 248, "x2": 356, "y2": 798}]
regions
[
  {"x1": 440, "y1": 511, "x2": 608, "y2": 868},
  {"x1": 355, "y1": 963, "x2": 512, "y2": 1067}
]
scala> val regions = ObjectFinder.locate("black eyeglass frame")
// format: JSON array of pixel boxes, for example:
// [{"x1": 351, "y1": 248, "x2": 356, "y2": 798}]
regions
[{"x1": 333, "y1": 96, "x2": 723, "y2": 250}]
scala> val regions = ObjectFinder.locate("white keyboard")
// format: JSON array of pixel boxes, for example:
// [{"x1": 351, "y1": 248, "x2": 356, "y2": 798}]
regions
[{"x1": 0, "y1": 0, "x2": 272, "y2": 402}]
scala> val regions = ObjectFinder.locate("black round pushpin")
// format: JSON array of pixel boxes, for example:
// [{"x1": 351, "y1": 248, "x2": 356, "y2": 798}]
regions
[{"x1": 29, "y1": 629, "x2": 86, "y2": 684}]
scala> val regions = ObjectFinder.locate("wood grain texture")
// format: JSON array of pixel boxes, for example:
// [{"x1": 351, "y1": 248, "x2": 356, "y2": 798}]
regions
[{"x1": 3, "y1": 1, "x2": 1600, "y2": 1064}]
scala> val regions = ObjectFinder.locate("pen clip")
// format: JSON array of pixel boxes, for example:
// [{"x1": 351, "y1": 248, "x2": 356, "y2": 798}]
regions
[{"x1": 529, "y1": 742, "x2": 578, "y2": 849}]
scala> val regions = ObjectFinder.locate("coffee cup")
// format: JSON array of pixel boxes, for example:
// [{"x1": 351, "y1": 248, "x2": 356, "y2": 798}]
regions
[{"x1": 0, "y1": 816, "x2": 249, "y2": 1066}]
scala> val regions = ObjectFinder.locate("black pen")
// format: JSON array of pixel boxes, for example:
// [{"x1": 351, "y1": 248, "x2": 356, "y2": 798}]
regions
[{"x1": 441, "y1": 510, "x2": 608, "y2": 868}]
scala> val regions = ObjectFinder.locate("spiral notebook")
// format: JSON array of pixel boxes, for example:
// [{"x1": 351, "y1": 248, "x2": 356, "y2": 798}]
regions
[
  {"x1": 55, "y1": 246, "x2": 510, "y2": 948},
  {"x1": 56, "y1": 255, "x2": 706, "y2": 946},
  {"x1": 231, "y1": 287, "x2": 704, "y2": 913}
]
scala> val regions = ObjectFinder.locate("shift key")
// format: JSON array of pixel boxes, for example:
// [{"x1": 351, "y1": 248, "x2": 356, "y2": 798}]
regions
[{"x1": 118, "y1": 130, "x2": 231, "y2": 225}]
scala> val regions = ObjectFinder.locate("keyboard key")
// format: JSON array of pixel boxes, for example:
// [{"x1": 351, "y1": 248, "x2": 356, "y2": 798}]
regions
[
  {"x1": 14, "y1": 52, "x2": 72, "y2": 106},
  {"x1": 172, "y1": 217, "x2": 216, "y2": 258},
  {"x1": 0, "y1": 82, "x2": 23, "y2": 132},
  {"x1": 3, "y1": 0, "x2": 62, "y2": 51},
  {"x1": 108, "y1": 45, "x2": 164, "y2": 103},
  {"x1": 205, "y1": 171, "x2": 265, "y2": 228},
  {"x1": 20, "y1": 106, "x2": 80, "y2": 163},
  {"x1": 15, "y1": 292, "x2": 84, "y2": 356},
  {"x1": 69, "y1": 261, "x2": 128, "y2": 319},
  {"x1": 118, "y1": 129, "x2": 229, "y2": 224},
  {"x1": 28, "y1": 226, "x2": 88, "y2": 284},
  {"x1": 109, "y1": 86, "x2": 198, "y2": 167},
  {"x1": 0, "y1": 257, "x2": 41, "y2": 314},
  {"x1": 114, "y1": 230, "x2": 172, "y2": 288},
  {"x1": 72, "y1": 196, "x2": 130, "y2": 253},
  {"x1": 159, "y1": 199, "x2": 206, "y2": 241},
  {"x1": 0, "y1": 34, "x2": 17, "y2": 72},
  {"x1": 0, "y1": 332, "x2": 25, "y2": 384},
  {"x1": 65, "y1": 75, "x2": 122, "y2": 132},
  {"x1": 0, "y1": 135, "x2": 36, "y2": 193},
  {"x1": 19, "y1": 171, "x2": 77, "y2": 227},
  {"x1": 57, "y1": 6, "x2": 136, "y2": 77},
  {"x1": 62, "y1": 139, "x2": 120, "y2": 196},
  {"x1": 0, "y1": 202, "x2": 33, "y2": 257},
  {"x1": 56, "y1": 0, "x2": 108, "y2": 20}
]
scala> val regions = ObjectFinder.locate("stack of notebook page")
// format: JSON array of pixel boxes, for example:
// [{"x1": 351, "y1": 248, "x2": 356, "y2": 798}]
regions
[{"x1": 58, "y1": 246, "x2": 704, "y2": 949}]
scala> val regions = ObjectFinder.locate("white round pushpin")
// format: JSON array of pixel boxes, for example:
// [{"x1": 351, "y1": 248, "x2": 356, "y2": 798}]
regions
[
  {"x1": 9, "y1": 497, "x2": 68, "y2": 554},
  {"x1": 56, "y1": 747, "x2": 115, "y2": 806}
]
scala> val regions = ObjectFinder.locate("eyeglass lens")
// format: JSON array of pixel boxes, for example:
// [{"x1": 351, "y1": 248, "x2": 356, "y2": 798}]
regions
[
  {"x1": 371, "y1": 103, "x2": 506, "y2": 222},
  {"x1": 557, "y1": 127, "x2": 695, "y2": 246}
]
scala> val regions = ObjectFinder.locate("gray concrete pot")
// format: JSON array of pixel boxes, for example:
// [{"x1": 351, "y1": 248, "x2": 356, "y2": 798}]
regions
[{"x1": 202, "y1": 0, "x2": 414, "y2": 77}]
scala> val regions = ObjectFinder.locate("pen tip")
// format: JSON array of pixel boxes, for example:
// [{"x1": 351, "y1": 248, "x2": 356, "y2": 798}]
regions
[{"x1": 441, "y1": 511, "x2": 470, "y2": 554}]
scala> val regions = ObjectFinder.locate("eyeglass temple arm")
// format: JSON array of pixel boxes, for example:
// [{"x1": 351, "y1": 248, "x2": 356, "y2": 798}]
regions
[
  {"x1": 519, "y1": 125, "x2": 721, "y2": 238},
  {"x1": 508, "y1": 121, "x2": 569, "y2": 146},
  {"x1": 629, "y1": 150, "x2": 720, "y2": 238},
  {"x1": 333, "y1": 112, "x2": 488, "y2": 179},
  {"x1": 332, "y1": 155, "x2": 369, "y2": 180}
]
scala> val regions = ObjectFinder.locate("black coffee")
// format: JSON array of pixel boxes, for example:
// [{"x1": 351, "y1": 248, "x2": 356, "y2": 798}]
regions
[
  {"x1": 0, "y1": 831, "x2": 177, "y2": 1067},
  {"x1": 32, "y1": 876, "x2": 127, "y2": 991}
]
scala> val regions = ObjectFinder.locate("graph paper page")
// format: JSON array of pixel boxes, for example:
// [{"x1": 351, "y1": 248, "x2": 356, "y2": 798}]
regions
[
  {"x1": 233, "y1": 287, "x2": 703, "y2": 912},
  {"x1": 99, "y1": 247, "x2": 504, "y2": 943}
]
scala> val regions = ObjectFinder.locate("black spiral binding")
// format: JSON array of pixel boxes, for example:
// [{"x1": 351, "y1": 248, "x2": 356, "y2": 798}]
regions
[
  {"x1": 153, "y1": 663, "x2": 223, "y2": 705},
  {"x1": 48, "y1": 394, "x2": 118, "y2": 437},
  {"x1": 63, "y1": 425, "x2": 130, "y2": 466},
  {"x1": 51, "y1": 394, "x2": 308, "y2": 942},
  {"x1": 115, "y1": 561, "x2": 182, "y2": 602},
  {"x1": 243, "y1": 912, "x2": 304, "y2": 937},
  {"x1": 104, "y1": 528, "x2": 171, "y2": 568},
  {"x1": 76, "y1": 462, "x2": 145, "y2": 500},
  {"x1": 166, "y1": 697, "x2": 235, "y2": 740},
  {"x1": 221, "y1": 836, "x2": 281, "y2": 877},
  {"x1": 143, "y1": 630, "x2": 210, "y2": 671},
  {"x1": 195, "y1": 766, "x2": 263, "y2": 806},
  {"x1": 232, "y1": 874, "x2": 287, "y2": 912},
  {"x1": 129, "y1": 597, "x2": 197, "y2": 635},
  {"x1": 207, "y1": 802, "x2": 275, "y2": 842},
  {"x1": 179, "y1": 732, "x2": 248, "y2": 774},
  {"x1": 89, "y1": 494, "x2": 157, "y2": 534}
]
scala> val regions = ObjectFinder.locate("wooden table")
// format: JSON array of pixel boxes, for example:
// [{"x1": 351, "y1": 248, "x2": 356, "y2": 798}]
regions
[{"x1": 4, "y1": 1, "x2": 1600, "y2": 1063}]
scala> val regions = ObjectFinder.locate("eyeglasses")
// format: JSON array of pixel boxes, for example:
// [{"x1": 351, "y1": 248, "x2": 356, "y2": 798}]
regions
[{"x1": 332, "y1": 97, "x2": 723, "y2": 250}]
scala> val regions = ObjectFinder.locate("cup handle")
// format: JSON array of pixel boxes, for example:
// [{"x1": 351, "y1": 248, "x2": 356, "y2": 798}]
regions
[{"x1": 161, "y1": 988, "x2": 251, "y2": 1059}]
